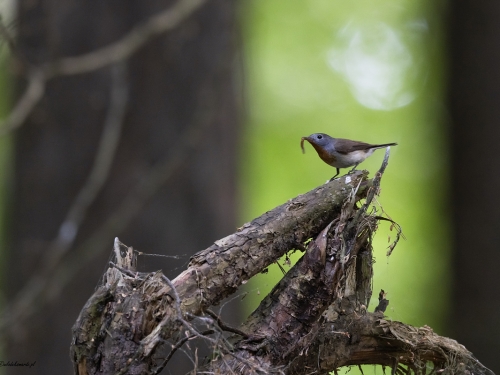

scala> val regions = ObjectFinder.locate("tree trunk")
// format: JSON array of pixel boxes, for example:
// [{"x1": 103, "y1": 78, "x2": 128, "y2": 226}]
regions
[
  {"x1": 5, "y1": 1, "x2": 240, "y2": 374},
  {"x1": 447, "y1": 1, "x2": 500, "y2": 373}
]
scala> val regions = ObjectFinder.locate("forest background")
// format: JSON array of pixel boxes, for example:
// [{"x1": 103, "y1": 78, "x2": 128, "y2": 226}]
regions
[{"x1": 0, "y1": 0, "x2": 497, "y2": 374}]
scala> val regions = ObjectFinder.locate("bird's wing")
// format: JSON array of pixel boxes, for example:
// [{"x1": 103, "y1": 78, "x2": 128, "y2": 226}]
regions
[{"x1": 334, "y1": 139, "x2": 373, "y2": 154}]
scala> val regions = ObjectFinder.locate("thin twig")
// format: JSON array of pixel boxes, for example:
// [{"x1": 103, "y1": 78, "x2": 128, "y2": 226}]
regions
[
  {"x1": 109, "y1": 262, "x2": 137, "y2": 278},
  {"x1": 140, "y1": 274, "x2": 270, "y2": 373},
  {"x1": 0, "y1": 68, "x2": 45, "y2": 135},
  {"x1": 0, "y1": 0, "x2": 207, "y2": 135},
  {"x1": 205, "y1": 309, "x2": 250, "y2": 338},
  {"x1": 352, "y1": 146, "x2": 391, "y2": 225},
  {"x1": 151, "y1": 329, "x2": 215, "y2": 375},
  {"x1": 45, "y1": 0, "x2": 206, "y2": 77},
  {"x1": 0, "y1": 63, "x2": 129, "y2": 335},
  {"x1": 0, "y1": 16, "x2": 17, "y2": 53},
  {"x1": 49, "y1": 63, "x2": 129, "y2": 268},
  {"x1": 0, "y1": 87, "x2": 212, "y2": 338}
]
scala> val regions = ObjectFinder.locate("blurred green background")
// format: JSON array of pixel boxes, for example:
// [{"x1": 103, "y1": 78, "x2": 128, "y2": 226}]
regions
[
  {"x1": 0, "y1": 0, "x2": 455, "y2": 373},
  {"x1": 239, "y1": 0, "x2": 449, "y2": 333}
]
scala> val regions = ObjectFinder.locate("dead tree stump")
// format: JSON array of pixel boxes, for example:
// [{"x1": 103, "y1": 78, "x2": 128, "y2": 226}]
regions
[{"x1": 70, "y1": 152, "x2": 493, "y2": 375}]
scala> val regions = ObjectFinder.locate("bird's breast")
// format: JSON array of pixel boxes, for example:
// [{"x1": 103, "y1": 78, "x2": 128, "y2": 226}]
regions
[
  {"x1": 310, "y1": 143, "x2": 338, "y2": 165},
  {"x1": 330, "y1": 149, "x2": 373, "y2": 168}
]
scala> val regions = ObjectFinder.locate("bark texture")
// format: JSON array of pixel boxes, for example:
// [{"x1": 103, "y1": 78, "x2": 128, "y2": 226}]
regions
[{"x1": 71, "y1": 166, "x2": 492, "y2": 375}]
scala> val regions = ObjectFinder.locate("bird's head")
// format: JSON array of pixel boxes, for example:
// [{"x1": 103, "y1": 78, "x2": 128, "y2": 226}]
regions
[{"x1": 300, "y1": 133, "x2": 333, "y2": 154}]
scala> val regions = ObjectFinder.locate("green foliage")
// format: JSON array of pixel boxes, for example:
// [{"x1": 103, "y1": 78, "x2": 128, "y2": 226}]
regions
[{"x1": 240, "y1": 0, "x2": 449, "y2": 332}]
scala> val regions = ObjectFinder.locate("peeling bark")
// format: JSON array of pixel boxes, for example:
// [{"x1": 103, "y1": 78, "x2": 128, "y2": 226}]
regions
[{"x1": 70, "y1": 165, "x2": 493, "y2": 375}]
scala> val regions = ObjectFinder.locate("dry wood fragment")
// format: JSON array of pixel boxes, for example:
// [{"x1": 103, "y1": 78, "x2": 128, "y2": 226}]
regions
[{"x1": 71, "y1": 155, "x2": 493, "y2": 375}]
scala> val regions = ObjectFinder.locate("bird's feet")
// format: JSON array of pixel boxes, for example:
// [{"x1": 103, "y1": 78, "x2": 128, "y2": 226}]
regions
[
  {"x1": 329, "y1": 167, "x2": 358, "y2": 182},
  {"x1": 328, "y1": 168, "x2": 341, "y2": 182},
  {"x1": 348, "y1": 164, "x2": 359, "y2": 174}
]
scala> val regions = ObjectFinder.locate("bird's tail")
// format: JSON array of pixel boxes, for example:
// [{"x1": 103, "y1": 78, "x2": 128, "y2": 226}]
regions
[{"x1": 370, "y1": 142, "x2": 397, "y2": 149}]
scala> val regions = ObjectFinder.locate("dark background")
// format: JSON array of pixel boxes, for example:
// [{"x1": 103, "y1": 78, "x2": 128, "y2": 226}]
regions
[
  {"x1": 0, "y1": 0, "x2": 498, "y2": 373},
  {"x1": 6, "y1": 0, "x2": 241, "y2": 374}
]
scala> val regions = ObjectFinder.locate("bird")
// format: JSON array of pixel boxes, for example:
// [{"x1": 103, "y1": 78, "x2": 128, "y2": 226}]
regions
[{"x1": 301, "y1": 133, "x2": 397, "y2": 179}]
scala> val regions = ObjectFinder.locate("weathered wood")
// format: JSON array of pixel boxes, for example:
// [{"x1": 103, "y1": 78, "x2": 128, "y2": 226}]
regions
[
  {"x1": 174, "y1": 171, "x2": 369, "y2": 313},
  {"x1": 70, "y1": 157, "x2": 493, "y2": 375},
  {"x1": 139, "y1": 172, "x2": 370, "y2": 357},
  {"x1": 71, "y1": 171, "x2": 370, "y2": 374},
  {"x1": 287, "y1": 313, "x2": 493, "y2": 375},
  {"x1": 200, "y1": 175, "x2": 376, "y2": 373},
  {"x1": 201, "y1": 184, "x2": 376, "y2": 372}
]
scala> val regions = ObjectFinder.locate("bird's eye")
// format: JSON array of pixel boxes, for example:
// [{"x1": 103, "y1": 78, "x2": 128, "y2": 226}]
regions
[{"x1": 317, "y1": 134, "x2": 323, "y2": 139}]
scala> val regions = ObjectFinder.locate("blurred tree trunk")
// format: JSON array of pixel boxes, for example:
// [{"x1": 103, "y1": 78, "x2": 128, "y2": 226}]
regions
[
  {"x1": 448, "y1": 1, "x2": 500, "y2": 373},
  {"x1": 6, "y1": 0, "x2": 241, "y2": 374}
]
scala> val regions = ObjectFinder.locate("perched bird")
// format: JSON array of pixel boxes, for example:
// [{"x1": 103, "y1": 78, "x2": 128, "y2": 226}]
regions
[{"x1": 301, "y1": 133, "x2": 397, "y2": 179}]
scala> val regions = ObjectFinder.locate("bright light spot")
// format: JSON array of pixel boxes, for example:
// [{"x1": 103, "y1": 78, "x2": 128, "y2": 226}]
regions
[
  {"x1": 328, "y1": 21, "x2": 421, "y2": 111},
  {"x1": 59, "y1": 221, "x2": 77, "y2": 243}
]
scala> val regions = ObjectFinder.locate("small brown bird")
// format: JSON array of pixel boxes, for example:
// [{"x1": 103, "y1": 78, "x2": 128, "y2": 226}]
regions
[{"x1": 301, "y1": 133, "x2": 397, "y2": 179}]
